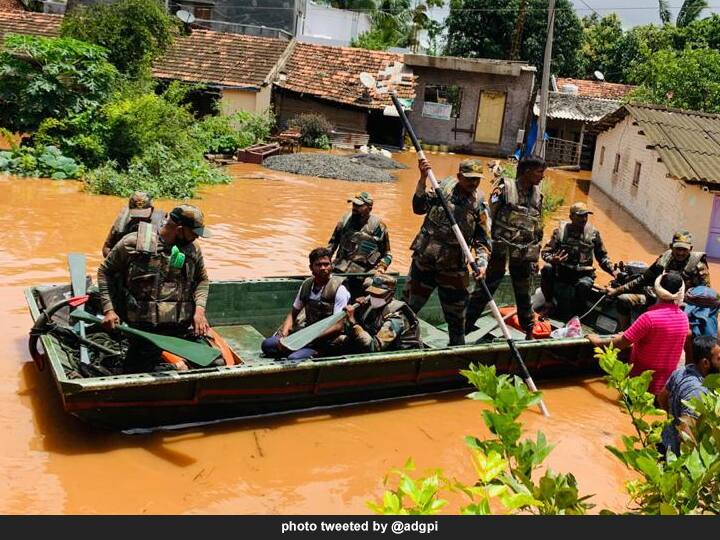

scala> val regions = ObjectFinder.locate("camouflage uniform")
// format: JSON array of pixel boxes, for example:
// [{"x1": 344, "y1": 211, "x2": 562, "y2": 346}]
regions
[
  {"x1": 466, "y1": 176, "x2": 543, "y2": 333},
  {"x1": 403, "y1": 160, "x2": 492, "y2": 346},
  {"x1": 327, "y1": 191, "x2": 392, "y2": 299},
  {"x1": 615, "y1": 231, "x2": 711, "y2": 317},
  {"x1": 97, "y1": 205, "x2": 212, "y2": 373},
  {"x1": 343, "y1": 274, "x2": 421, "y2": 353},
  {"x1": 102, "y1": 191, "x2": 166, "y2": 256},
  {"x1": 540, "y1": 202, "x2": 615, "y2": 310}
]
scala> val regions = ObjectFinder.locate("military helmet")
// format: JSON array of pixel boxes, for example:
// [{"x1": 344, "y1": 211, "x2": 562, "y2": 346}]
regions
[
  {"x1": 671, "y1": 230, "x2": 693, "y2": 249},
  {"x1": 569, "y1": 202, "x2": 593, "y2": 216},
  {"x1": 169, "y1": 204, "x2": 212, "y2": 238},
  {"x1": 365, "y1": 273, "x2": 397, "y2": 295},
  {"x1": 459, "y1": 159, "x2": 484, "y2": 179},
  {"x1": 348, "y1": 191, "x2": 374, "y2": 206}
]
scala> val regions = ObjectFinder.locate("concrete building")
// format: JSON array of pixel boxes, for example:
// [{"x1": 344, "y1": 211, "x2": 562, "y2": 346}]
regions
[
  {"x1": 403, "y1": 54, "x2": 535, "y2": 156},
  {"x1": 592, "y1": 104, "x2": 720, "y2": 258},
  {"x1": 299, "y1": 1, "x2": 370, "y2": 45}
]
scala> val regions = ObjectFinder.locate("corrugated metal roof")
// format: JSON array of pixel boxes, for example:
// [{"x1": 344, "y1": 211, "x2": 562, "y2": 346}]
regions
[{"x1": 541, "y1": 92, "x2": 621, "y2": 122}]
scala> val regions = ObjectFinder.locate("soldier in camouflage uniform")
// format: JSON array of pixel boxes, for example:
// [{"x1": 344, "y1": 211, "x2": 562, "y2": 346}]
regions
[
  {"x1": 403, "y1": 158, "x2": 492, "y2": 346},
  {"x1": 102, "y1": 191, "x2": 166, "y2": 257},
  {"x1": 98, "y1": 205, "x2": 213, "y2": 373},
  {"x1": 465, "y1": 156, "x2": 547, "y2": 337},
  {"x1": 540, "y1": 202, "x2": 618, "y2": 315},
  {"x1": 327, "y1": 191, "x2": 392, "y2": 299},
  {"x1": 341, "y1": 274, "x2": 421, "y2": 353},
  {"x1": 608, "y1": 230, "x2": 711, "y2": 330}
]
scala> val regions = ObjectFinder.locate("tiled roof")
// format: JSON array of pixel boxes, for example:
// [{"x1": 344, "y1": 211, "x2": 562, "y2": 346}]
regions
[
  {"x1": 275, "y1": 42, "x2": 416, "y2": 110},
  {"x1": 153, "y1": 29, "x2": 291, "y2": 88},
  {"x1": 0, "y1": 9, "x2": 61, "y2": 41},
  {"x1": 597, "y1": 103, "x2": 720, "y2": 186},
  {"x1": 541, "y1": 92, "x2": 621, "y2": 122},
  {"x1": 0, "y1": 0, "x2": 24, "y2": 11},
  {"x1": 556, "y1": 77, "x2": 636, "y2": 100}
]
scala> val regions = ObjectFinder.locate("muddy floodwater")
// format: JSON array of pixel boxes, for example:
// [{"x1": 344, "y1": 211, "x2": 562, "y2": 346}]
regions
[{"x1": 3, "y1": 151, "x2": 718, "y2": 514}]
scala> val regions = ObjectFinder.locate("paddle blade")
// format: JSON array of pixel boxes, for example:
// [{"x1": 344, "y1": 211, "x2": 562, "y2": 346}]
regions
[
  {"x1": 68, "y1": 253, "x2": 90, "y2": 365},
  {"x1": 69, "y1": 309, "x2": 221, "y2": 367},
  {"x1": 280, "y1": 311, "x2": 347, "y2": 352}
]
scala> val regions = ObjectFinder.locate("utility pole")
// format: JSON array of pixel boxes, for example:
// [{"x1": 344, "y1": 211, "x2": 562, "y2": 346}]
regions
[{"x1": 535, "y1": 0, "x2": 556, "y2": 158}]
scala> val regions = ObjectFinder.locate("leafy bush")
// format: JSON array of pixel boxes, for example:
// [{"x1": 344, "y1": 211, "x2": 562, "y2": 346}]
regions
[
  {"x1": 312, "y1": 134, "x2": 332, "y2": 150},
  {"x1": 190, "y1": 110, "x2": 275, "y2": 154},
  {"x1": 499, "y1": 162, "x2": 564, "y2": 219},
  {"x1": 288, "y1": 113, "x2": 333, "y2": 147},
  {"x1": 0, "y1": 34, "x2": 118, "y2": 133},
  {"x1": 0, "y1": 145, "x2": 83, "y2": 179}
]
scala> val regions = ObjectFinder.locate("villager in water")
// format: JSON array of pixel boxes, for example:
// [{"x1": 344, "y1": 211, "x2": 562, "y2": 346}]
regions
[
  {"x1": 403, "y1": 158, "x2": 491, "y2": 346},
  {"x1": 102, "y1": 191, "x2": 166, "y2": 257},
  {"x1": 539, "y1": 201, "x2": 618, "y2": 316},
  {"x1": 607, "y1": 231, "x2": 711, "y2": 330},
  {"x1": 657, "y1": 334, "x2": 720, "y2": 456},
  {"x1": 588, "y1": 272, "x2": 690, "y2": 396},
  {"x1": 465, "y1": 156, "x2": 546, "y2": 339},
  {"x1": 340, "y1": 274, "x2": 421, "y2": 353},
  {"x1": 261, "y1": 247, "x2": 350, "y2": 361},
  {"x1": 327, "y1": 191, "x2": 392, "y2": 299},
  {"x1": 97, "y1": 205, "x2": 213, "y2": 373}
]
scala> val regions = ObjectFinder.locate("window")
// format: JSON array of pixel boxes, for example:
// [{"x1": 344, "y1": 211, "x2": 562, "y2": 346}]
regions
[
  {"x1": 599, "y1": 145, "x2": 605, "y2": 166},
  {"x1": 632, "y1": 161, "x2": 641, "y2": 187},
  {"x1": 613, "y1": 153, "x2": 621, "y2": 174},
  {"x1": 422, "y1": 85, "x2": 463, "y2": 119},
  {"x1": 194, "y1": 6, "x2": 213, "y2": 19}
]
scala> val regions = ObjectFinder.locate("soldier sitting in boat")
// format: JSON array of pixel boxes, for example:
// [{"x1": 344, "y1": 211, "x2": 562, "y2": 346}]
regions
[
  {"x1": 261, "y1": 247, "x2": 351, "y2": 361},
  {"x1": 97, "y1": 204, "x2": 214, "y2": 373},
  {"x1": 606, "y1": 231, "x2": 711, "y2": 330},
  {"x1": 327, "y1": 191, "x2": 392, "y2": 299},
  {"x1": 539, "y1": 202, "x2": 618, "y2": 317},
  {"x1": 102, "y1": 191, "x2": 166, "y2": 257},
  {"x1": 340, "y1": 274, "x2": 421, "y2": 353}
]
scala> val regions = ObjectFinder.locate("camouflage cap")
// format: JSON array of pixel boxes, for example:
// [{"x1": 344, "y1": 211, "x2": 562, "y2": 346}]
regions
[
  {"x1": 569, "y1": 202, "x2": 593, "y2": 216},
  {"x1": 128, "y1": 191, "x2": 153, "y2": 219},
  {"x1": 169, "y1": 204, "x2": 212, "y2": 238},
  {"x1": 458, "y1": 159, "x2": 484, "y2": 179},
  {"x1": 671, "y1": 230, "x2": 693, "y2": 249},
  {"x1": 348, "y1": 191, "x2": 374, "y2": 205},
  {"x1": 365, "y1": 273, "x2": 397, "y2": 295}
]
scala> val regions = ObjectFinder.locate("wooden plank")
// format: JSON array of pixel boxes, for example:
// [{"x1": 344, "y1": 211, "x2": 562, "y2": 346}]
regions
[{"x1": 418, "y1": 319, "x2": 449, "y2": 349}]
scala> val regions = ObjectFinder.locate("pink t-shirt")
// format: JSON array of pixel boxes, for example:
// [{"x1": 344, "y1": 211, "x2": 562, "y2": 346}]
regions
[{"x1": 623, "y1": 303, "x2": 689, "y2": 395}]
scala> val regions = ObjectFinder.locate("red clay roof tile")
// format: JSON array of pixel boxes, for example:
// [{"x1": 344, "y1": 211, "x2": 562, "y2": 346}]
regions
[
  {"x1": 556, "y1": 77, "x2": 636, "y2": 100},
  {"x1": 0, "y1": 9, "x2": 61, "y2": 40}
]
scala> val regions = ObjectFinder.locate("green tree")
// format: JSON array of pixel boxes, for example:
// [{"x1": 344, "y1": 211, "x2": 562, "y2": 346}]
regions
[
  {"x1": 0, "y1": 34, "x2": 118, "y2": 134},
  {"x1": 659, "y1": 0, "x2": 709, "y2": 28},
  {"x1": 578, "y1": 13, "x2": 624, "y2": 82},
  {"x1": 60, "y1": 0, "x2": 178, "y2": 77},
  {"x1": 627, "y1": 47, "x2": 720, "y2": 113},
  {"x1": 444, "y1": 0, "x2": 583, "y2": 77}
]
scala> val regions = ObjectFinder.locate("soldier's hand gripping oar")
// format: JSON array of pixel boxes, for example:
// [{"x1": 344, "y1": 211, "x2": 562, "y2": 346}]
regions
[{"x1": 360, "y1": 66, "x2": 550, "y2": 417}]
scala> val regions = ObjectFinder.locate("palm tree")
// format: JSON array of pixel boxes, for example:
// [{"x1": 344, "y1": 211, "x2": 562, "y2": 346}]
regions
[{"x1": 658, "y1": 0, "x2": 708, "y2": 27}]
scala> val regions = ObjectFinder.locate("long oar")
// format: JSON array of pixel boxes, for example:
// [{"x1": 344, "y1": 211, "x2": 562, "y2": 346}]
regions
[
  {"x1": 69, "y1": 310, "x2": 220, "y2": 367},
  {"x1": 280, "y1": 309, "x2": 350, "y2": 352},
  {"x1": 68, "y1": 253, "x2": 91, "y2": 365},
  {"x1": 361, "y1": 67, "x2": 549, "y2": 417}
]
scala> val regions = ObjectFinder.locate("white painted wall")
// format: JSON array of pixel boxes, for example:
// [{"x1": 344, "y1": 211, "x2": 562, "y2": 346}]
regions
[
  {"x1": 592, "y1": 114, "x2": 715, "y2": 249},
  {"x1": 301, "y1": 2, "x2": 370, "y2": 44}
]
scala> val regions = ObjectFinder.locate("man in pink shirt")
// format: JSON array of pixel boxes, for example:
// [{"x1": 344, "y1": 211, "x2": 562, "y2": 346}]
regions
[{"x1": 588, "y1": 273, "x2": 690, "y2": 395}]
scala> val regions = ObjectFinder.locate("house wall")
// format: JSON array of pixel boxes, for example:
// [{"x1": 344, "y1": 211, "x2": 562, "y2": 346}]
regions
[
  {"x1": 592, "y1": 115, "x2": 715, "y2": 248},
  {"x1": 407, "y1": 67, "x2": 534, "y2": 156},
  {"x1": 301, "y1": 2, "x2": 370, "y2": 44},
  {"x1": 273, "y1": 89, "x2": 369, "y2": 132},
  {"x1": 220, "y1": 88, "x2": 259, "y2": 115}
]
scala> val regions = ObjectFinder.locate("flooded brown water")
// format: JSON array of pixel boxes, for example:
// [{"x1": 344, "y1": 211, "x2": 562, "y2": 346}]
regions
[{"x1": 2, "y1": 151, "x2": 715, "y2": 514}]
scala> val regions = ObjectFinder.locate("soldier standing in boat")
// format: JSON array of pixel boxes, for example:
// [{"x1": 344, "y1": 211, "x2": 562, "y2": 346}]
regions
[
  {"x1": 465, "y1": 156, "x2": 547, "y2": 339},
  {"x1": 261, "y1": 247, "x2": 351, "y2": 361},
  {"x1": 403, "y1": 158, "x2": 491, "y2": 346},
  {"x1": 102, "y1": 191, "x2": 166, "y2": 257},
  {"x1": 327, "y1": 191, "x2": 392, "y2": 299},
  {"x1": 341, "y1": 274, "x2": 421, "y2": 353},
  {"x1": 539, "y1": 202, "x2": 618, "y2": 315},
  {"x1": 97, "y1": 204, "x2": 213, "y2": 373},
  {"x1": 607, "y1": 230, "x2": 711, "y2": 330}
]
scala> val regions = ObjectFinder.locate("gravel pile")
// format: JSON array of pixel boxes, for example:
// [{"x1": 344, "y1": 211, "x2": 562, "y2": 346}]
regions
[
  {"x1": 348, "y1": 153, "x2": 408, "y2": 170},
  {"x1": 263, "y1": 153, "x2": 395, "y2": 182}
]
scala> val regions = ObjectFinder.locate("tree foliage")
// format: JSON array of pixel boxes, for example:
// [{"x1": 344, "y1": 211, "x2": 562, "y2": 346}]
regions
[{"x1": 60, "y1": 0, "x2": 178, "y2": 77}]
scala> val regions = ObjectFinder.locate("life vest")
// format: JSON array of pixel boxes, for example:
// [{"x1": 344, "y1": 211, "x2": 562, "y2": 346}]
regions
[
  {"x1": 358, "y1": 299, "x2": 422, "y2": 350},
  {"x1": 498, "y1": 305, "x2": 552, "y2": 339},
  {"x1": 333, "y1": 213, "x2": 385, "y2": 272},
  {"x1": 124, "y1": 222, "x2": 197, "y2": 326},
  {"x1": 297, "y1": 276, "x2": 345, "y2": 326},
  {"x1": 657, "y1": 249, "x2": 707, "y2": 288},
  {"x1": 558, "y1": 221, "x2": 595, "y2": 271},
  {"x1": 492, "y1": 177, "x2": 542, "y2": 250}
]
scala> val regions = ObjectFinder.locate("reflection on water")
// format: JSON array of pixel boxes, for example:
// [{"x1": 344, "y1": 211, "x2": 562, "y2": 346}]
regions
[{"x1": 2, "y1": 151, "x2": 709, "y2": 514}]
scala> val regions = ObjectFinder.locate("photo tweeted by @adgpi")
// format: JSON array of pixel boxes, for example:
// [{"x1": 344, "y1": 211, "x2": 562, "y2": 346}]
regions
[{"x1": 281, "y1": 518, "x2": 439, "y2": 536}]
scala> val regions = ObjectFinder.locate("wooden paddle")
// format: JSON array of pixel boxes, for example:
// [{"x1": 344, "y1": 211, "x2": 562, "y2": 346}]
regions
[
  {"x1": 280, "y1": 308, "x2": 351, "y2": 352},
  {"x1": 68, "y1": 253, "x2": 91, "y2": 365},
  {"x1": 69, "y1": 309, "x2": 221, "y2": 367}
]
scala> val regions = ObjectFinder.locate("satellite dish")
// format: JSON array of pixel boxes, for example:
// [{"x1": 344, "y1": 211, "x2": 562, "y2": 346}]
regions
[
  {"x1": 359, "y1": 73, "x2": 376, "y2": 89},
  {"x1": 176, "y1": 9, "x2": 196, "y2": 24},
  {"x1": 594, "y1": 70, "x2": 605, "y2": 81}
]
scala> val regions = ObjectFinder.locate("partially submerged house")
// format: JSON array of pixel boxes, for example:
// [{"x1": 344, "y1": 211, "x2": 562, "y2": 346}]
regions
[
  {"x1": 273, "y1": 42, "x2": 415, "y2": 148},
  {"x1": 403, "y1": 54, "x2": 535, "y2": 156},
  {"x1": 592, "y1": 103, "x2": 720, "y2": 258}
]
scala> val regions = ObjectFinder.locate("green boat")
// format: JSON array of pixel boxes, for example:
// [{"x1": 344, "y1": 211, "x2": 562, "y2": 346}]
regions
[{"x1": 25, "y1": 275, "x2": 617, "y2": 430}]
